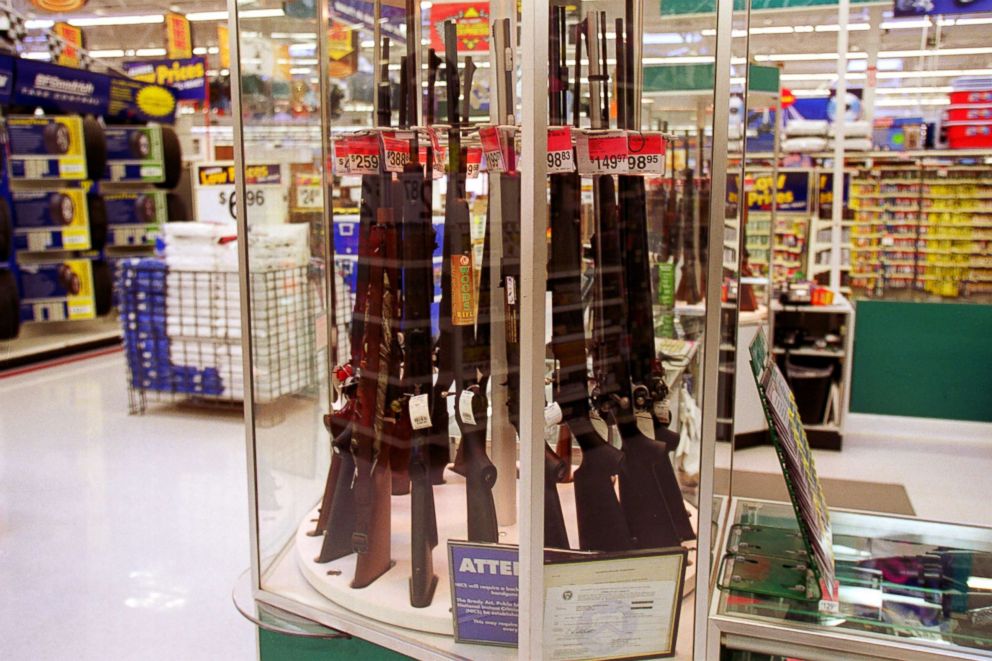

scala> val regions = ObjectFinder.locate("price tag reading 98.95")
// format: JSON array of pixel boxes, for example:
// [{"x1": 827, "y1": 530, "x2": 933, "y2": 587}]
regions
[
  {"x1": 381, "y1": 135, "x2": 412, "y2": 173},
  {"x1": 547, "y1": 126, "x2": 575, "y2": 174},
  {"x1": 466, "y1": 147, "x2": 482, "y2": 179},
  {"x1": 626, "y1": 131, "x2": 666, "y2": 176},
  {"x1": 348, "y1": 135, "x2": 380, "y2": 175},
  {"x1": 479, "y1": 125, "x2": 506, "y2": 174},
  {"x1": 576, "y1": 130, "x2": 628, "y2": 175}
]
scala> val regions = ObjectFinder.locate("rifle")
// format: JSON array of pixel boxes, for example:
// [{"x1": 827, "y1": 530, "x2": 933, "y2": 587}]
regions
[
  {"x1": 401, "y1": 0, "x2": 439, "y2": 607},
  {"x1": 613, "y1": 13, "x2": 696, "y2": 547},
  {"x1": 676, "y1": 136, "x2": 703, "y2": 304},
  {"x1": 548, "y1": 12, "x2": 633, "y2": 553},
  {"x1": 441, "y1": 20, "x2": 498, "y2": 543},
  {"x1": 350, "y1": 36, "x2": 401, "y2": 588}
]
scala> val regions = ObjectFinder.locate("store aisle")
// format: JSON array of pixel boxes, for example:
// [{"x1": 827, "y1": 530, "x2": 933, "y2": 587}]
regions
[{"x1": 0, "y1": 351, "x2": 255, "y2": 660}]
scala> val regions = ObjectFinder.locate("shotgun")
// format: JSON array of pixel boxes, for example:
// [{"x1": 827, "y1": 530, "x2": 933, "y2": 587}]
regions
[
  {"x1": 350, "y1": 36, "x2": 401, "y2": 588},
  {"x1": 441, "y1": 20, "x2": 498, "y2": 543},
  {"x1": 551, "y1": 12, "x2": 633, "y2": 553},
  {"x1": 676, "y1": 136, "x2": 703, "y2": 304},
  {"x1": 614, "y1": 14, "x2": 696, "y2": 547},
  {"x1": 401, "y1": 1, "x2": 439, "y2": 607}
]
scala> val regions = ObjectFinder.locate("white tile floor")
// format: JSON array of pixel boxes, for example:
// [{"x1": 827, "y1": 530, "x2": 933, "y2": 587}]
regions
[
  {"x1": 0, "y1": 351, "x2": 255, "y2": 660},
  {"x1": 1, "y1": 350, "x2": 990, "y2": 660}
]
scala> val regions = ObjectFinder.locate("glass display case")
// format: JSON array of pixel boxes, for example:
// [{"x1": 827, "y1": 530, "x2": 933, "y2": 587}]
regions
[
  {"x1": 228, "y1": 0, "x2": 749, "y2": 657},
  {"x1": 709, "y1": 498, "x2": 992, "y2": 660}
]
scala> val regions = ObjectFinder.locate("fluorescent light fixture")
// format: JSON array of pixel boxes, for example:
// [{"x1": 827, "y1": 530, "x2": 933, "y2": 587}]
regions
[
  {"x1": 25, "y1": 19, "x2": 54, "y2": 29},
  {"x1": 193, "y1": 47, "x2": 207, "y2": 55},
  {"x1": 815, "y1": 23, "x2": 870, "y2": 32},
  {"x1": 882, "y1": 46, "x2": 992, "y2": 58},
  {"x1": 781, "y1": 72, "x2": 866, "y2": 81},
  {"x1": 968, "y1": 576, "x2": 992, "y2": 591},
  {"x1": 794, "y1": 25, "x2": 815, "y2": 32},
  {"x1": 360, "y1": 40, "x2": 375, "y2": 48},
  {"x1": 754, "y1": 46, "x2": 992, "y2": 65},
  {"x1": 792, "y1": 89, "x2": 831, "y2": 97},
  {"x1": 751, "y1": 26, "x2": 795, "y2": 34},
  {"x1": 875, "y1": 97, "x2": 950, "y2": 106},
  {"x1": 135, "y1": 48, "x2": 167, "y2": 57},
  {"x1": 293, "y1": 58, "x2": 319, "y2": 65},
  {"x1": 271, "y1": 32, "x2": 318, "y2": 39},
  {"x1": 756, "y1": 52, "x2": 868, "y2": 62},
  {"x1": 643, "y1": 55, "x2": 716, "y2": 64},
  {"x1": 289, "y1": 43, "x2": 316, "y2": 56},
  {"x1": 879, "y1": 68, "x2": 992, "y2": 79},
  {"x1": 290, "y1": 67, "x2": 311, "y2": 74},
  {"x1": 241, "y1": 9, "x2": 285, "y2": 19},
  {"x1": 187, "y1": 11, "x2": 227, "y2": 21},
  {"x1": 69, "y1": 14, "x2": 164, "y2": 27},
  {"x1": 644, "y1": 33, "x2": 694, "y2": 45},
  {"x1": 875, "y1": 85, "x2": 953, "y2": 94},
  {"x1": 880, "y1": 18, "x2": 931, "y2": 29},
  {"x1": 22, "y1": 52, "x2": 50, "y2": 60},
  {"x1": 89, "y1": 49, "x2": 125, "y2": 58},
  {"x1": 950, "y1": 16, "x2": 992, "y2": 26}
]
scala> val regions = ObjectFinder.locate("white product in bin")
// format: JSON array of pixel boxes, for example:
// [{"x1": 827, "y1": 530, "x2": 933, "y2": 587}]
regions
[{"x1": 784, "y1": 119, "x2": 829, "y2": 137}]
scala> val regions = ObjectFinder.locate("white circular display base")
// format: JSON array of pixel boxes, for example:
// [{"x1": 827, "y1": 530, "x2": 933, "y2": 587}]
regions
[{"x1": 295, "y1": 468, "x2": 698, "y2": 636}]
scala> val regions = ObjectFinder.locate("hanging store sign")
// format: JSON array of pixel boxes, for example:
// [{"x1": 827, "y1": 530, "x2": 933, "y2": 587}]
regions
[
  {"x1": 728, "y1": 171, "x2": 811, "y2": 213},
  {"x1": 217, "y1": 25, "x2": 231, "y2": 70},
  {"x1": 30, "y1": 0, "x2": 87, "y2": 12},
  {"x1": 429, "y1": 2, "x2": 491, "y2": 52},
  {"x1": 124, "y1": 57, "x2": 207, "y2": 102},
  {"x1": 52, "y1": 22, "x2": 83, "y2": 68},
  {"x1": 327, "y1": 20, "x2": 358, "y2": 78},
  {"x1": 894, "y1": 0, "x2": 992, "y2": 16},
  {"x1": 165, "y1": 12, "x2": 192, "y2": 59},
  {"x1": 330, "y1": 0, "x2": 405, "y2": 45}
]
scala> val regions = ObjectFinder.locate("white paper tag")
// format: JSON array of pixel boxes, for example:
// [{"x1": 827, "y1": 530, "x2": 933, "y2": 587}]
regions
[
  {"x1": 576, "y1": 130, "x2": 629, "y2": 175},
  {"x1": 381, "y1": 134, "x2": 412, "y2": 173},
  {"x1": 547, "y1": 126, "x2": 575, "y2": 174},
  {"x1": 480, "y1": 125, "x2": 506, "y2": 174},
  {"x1": 505, "y1": 275, "x2": 517, "y2": 305},
  {"x1": 818, "y1": 600, "x2": 840, "y2": 615},
  {"x1": 333, "y1": 140, "x2": 351, "y2": 175},
  {"x1": 544, "y1": 402, "x2": 563, "y2": 426},
  {"x1": 459, "y1": 389, "x2": 477, "y2": 426},
  {"x1": 348, "y1": 135, "x2": 380, "y2": 175},
  {"x1": 409, "y1": 393, "x2": 431, "y2": 430},
  {"x1": 626, "y1": 131, "x2": 666, "y2": 175}
]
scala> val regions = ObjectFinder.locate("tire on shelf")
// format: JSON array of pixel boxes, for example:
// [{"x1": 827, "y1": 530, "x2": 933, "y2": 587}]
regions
[
  {"x1": 87, "y1": 194, "x2": 108, "y2": 251},
  {"x1": 156, "y1": 127, "x2": 182, "y2": 190},
  {"x1": 48, "y1": 192, "x2": 75, "y2": 226},
  {"x1": 166, "y1": 193, "x2": 190, "y2": 221},
  {"x1": 92, "y1": 260, "x2": 112, "y2": 316},
  {"x1": 0, "y1": 197, "x2": 12, "y2": 261},
  {"x1": 42, "y1": 122, "x2": 71, "y2": 154},
  {"x1": 129, "y1": 129, "x2": 152, "y2": 159},
  {"x1": 0, "y1": 269, "x2": 20, "y2": 340},
  {"x1": 83, "y1": 116, "x2": 107, "y2": 182}
]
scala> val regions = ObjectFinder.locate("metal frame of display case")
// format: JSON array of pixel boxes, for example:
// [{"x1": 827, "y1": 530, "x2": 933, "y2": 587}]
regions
[
  {"x1": 228, "y1": 0, "x2": 739, "y2": 658},
  {"x1": 707, "y1": 497, "x2": 992, "y2": 661}
]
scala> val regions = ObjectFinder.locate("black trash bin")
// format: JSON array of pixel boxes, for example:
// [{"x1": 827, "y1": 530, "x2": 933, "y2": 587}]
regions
[{"x1": 784, "y1": 355, "x2": 835, "y2": 425}]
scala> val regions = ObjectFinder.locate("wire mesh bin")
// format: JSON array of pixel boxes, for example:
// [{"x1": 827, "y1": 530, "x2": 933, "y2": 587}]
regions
[{"x1": 117, "y1": 258, "x2": 318, "y2": 413}]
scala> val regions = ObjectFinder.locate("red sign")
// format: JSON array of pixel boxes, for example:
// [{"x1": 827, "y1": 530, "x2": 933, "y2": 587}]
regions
[
  {"x1": 165, "y1": 12, "x2": 192, "y2": 60},
  {"x1": 780, "y1": 88, "x2": 795, "y2": 108},
  {"x1": 429, "y1": 2, "x2": 491, "y2": 52}
]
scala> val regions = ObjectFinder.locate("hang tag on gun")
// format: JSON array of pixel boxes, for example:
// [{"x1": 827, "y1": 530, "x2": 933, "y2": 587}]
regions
[
  {"x1": 547, "y1": 126, "x2": 575, "y2": 174},
  {"x1": 466, "y1": 147, "x2": 482, "y2": 179},
  {"x1": 576, "y1": 130, "x2": 629, "y2": 176},
  {"x1": 409, "y1": 393, "x2": 432, "y2": 430},
  {"x1": 459, "y1": 390, "x2": 477, "y2": 426},
  {"x1": 479, "y1": 125, "x2": 506, "y2": 174},
  {"x1": 544, "y1": 402, "x2": 563, "y2": 426},
  {"x1": 626, "y1": 131, "x2": 666, "y2": 176}
]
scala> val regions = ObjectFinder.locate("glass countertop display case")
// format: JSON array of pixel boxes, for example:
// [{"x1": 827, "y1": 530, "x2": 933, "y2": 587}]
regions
[{"x1": 710, "y1": 498, "x2": 992, "y2": 660}]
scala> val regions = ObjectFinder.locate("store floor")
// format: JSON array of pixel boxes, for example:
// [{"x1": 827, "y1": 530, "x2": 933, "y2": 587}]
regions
[
  {"x1": 0, "y1": 350, "x2": 254, "y2": 660},
  {"x1": 2, "y1": 350, "x2": 990, "y2": 660}
]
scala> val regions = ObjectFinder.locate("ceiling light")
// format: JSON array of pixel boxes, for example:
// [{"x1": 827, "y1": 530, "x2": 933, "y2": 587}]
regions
[
  {"x1": 135, "y1": 48, "x2": 167, "y2": 57},
  {"x1": 644, "y1": 55, "x2": 716, "y2": 64},
  {"x1": 89, "y1": 49, "x2": 125, "y2": 58},
  {"x1": 193, "y1": 47, "x2": 207, "y2": 55},
  {"x1": 25, "y1": 19, "x2": 54, "y2": 29},
  {"x1": 293, "y1": 58, "x2": 319, "y2": 65},
  {"x1": 815, "y1": 23, "x2": 870, "y2": 32},
  {"x1": 290, "y1": 67, "x2": 311, "y2": 75},
  {"x1": 68, "y1": 14, "x2": 164, "y2": 27},
  {"x1": 750, "y1": 26, "x2": 794, "y2": 34},
  {"x1": 780, "y1": 72, "x2": 867, "y2": 81},
  {"x1": 875, "y1": 98, "x2": 950, "y2": 106},
  {"x1": 756, "y1": 52, "x2": 868, "y2": 62},
  {"x1": 241, "y1": 9, "x2": 285, "y2": 19},
  {"x1": 875, "y1": 86, "x2": 953, "y2": 94},
  {"x1": 950, "y1": 16, "x2": 992, "y2": 26},
  {"x1": 187, "y1": 11, "x2": 227, "y2": 21},
  {"x1": 22, "y1": 52, "x2": 50, "y2": 60},
  {"x1": 271, "y1": 32, "x2": 318, "y2": 39},
  {"x1": 882, "y1": 47, "x2": 992, "y2": 58},
  {"x1": 793, "y1": 89, "x2": 831, "y2": 97},
  {"x1": 880, "y1": 18, "x2": 931, "y2": 29},
  {"x1": 879, "y1": 68, "x2": 992, "y2": 79}
]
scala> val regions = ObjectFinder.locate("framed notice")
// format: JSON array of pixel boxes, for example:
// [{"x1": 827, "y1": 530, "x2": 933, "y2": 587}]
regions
[{"x1": 543, "y1": 548, "x2": 687, "y2": 661}]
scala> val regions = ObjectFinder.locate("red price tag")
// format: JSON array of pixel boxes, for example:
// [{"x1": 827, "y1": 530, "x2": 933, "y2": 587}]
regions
[
  {"x1": 466, "y1": 147, "x2": 482, "y2": 179},
  {"x1": 576, "y1": 130, "x2": 628, "y2": 175},
  {"x1": 479, "y1": 125, "x2": 506, "y2": 174},
  {"x1": 333, "y1": 139, "x2": 351, "y2": 175},
  {"x1": 349, "y1": 134, "x2": 380, "y2": 175},
  {"x1": 380, "y1": 134, "x2": 412, "y2": 173},
  {"x1": 626, "y1": 131, "x2": 666, "y2": 176},
  {"x1": 547, "y1": 126, "x2": 574, "y2": 174}
]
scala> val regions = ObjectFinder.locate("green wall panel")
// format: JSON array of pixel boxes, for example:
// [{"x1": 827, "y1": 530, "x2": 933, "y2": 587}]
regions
[
  {"x1": 259, "y1": 629, "x2": 412, "y2": 661},
  {"x1": 661, "y1": 0, "x2": 880, "y2": 16},
  {"x1": 850, "y1": 301, "x2": 992, "y2": 423}
]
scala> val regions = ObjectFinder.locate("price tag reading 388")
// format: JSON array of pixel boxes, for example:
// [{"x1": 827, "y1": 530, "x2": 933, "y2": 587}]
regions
[
  {"x1": 547, "y1": 126, "x2": 575, "y2": 174},
  {"x1": 576, "y1": 130, "x2": 628, "y2": 175},
  {"x1": 381, "y1": 135, "x2": 412, "y2": 173}
]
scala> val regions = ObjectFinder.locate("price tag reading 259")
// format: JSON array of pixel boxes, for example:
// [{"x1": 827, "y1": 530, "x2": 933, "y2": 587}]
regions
[
  {"x1": 349, "y1": 135, "x2": 380, "y2": 175},
  {"x1": 626, "y1": 131, "x2": 666, "y2": 175},
  {"x1": 547, "y1": 126, "x2": 574, "y2": 174},
  {"x1": 576, "y1": 130, "x2": 628, "y2": 176}
]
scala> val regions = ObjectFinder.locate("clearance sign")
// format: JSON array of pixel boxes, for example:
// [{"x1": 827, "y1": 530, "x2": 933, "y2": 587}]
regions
[
  {"x1": 53, "y1": 22, "x2": 83, "y2": 68},
  {"x1": 124, "y1": 57, "x2": 206, "y2": 102},
  {"x1": 429, "y1": 2, "x2": 490, "y2": 52}
]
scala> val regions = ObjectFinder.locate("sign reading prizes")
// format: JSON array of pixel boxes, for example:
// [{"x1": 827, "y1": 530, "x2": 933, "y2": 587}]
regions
[{"x1": 448, "y1": 542, "x2": 519, "y2": 646}]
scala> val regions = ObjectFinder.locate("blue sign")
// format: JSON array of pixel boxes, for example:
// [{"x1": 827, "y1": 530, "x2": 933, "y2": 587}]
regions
[
  {"x1": 0, "y1": 54, "x2": 15, "y2": 105},
  {"x1": 448, "y1": 542, "x2": 519, "y2": 647},
  {"x1": 13, "y1": 58, "x2": 111, "y2": 116},
  {"x1": 123, "y1": 57, "x2": 207, "y2": 102},
  {"x1": 894, "y1": 0, "x2": 992, "y2": 16},
  {"x1": 729, "y1": 171, "x2": 812, "y2": 213}
]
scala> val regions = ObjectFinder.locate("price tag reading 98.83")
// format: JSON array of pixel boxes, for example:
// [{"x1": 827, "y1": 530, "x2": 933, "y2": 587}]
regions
[
  {"x1": 626, "y1": 131, "x2": 666, "y2": 176},
  {"x1": 466, "y1": 147, "x2": 482, "y2": 179},
  {"x1": 381, "y1": 134, "x2": 413, "y2": 173},
  {"x1": 479, "y1": 126, "x2": 506, "y2": 174},
  {"x1": 576, "y1": 130, "x2": 628, "y2": 175},
  {"x1": 547, "y1": 126, "x2": 575, "y2": 174},
  {"x1": 348, "y1": 134, "x2": 380, "y2": 175}
]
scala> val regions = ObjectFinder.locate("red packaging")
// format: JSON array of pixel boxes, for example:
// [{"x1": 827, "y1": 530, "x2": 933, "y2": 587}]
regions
[
  {"x1": 946, "y1": 122, "x2": 992, "y2": 149},
  {"x1": 946, "y1": 104, "x2": 992, "y2": 122},
  {"x1": 949, "y1": 90, "x2": 992, "y2": 105}
]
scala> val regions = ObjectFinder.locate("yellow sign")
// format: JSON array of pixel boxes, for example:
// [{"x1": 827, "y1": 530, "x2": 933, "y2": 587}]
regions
[
  {"x1": 327, "y1": 21, "x2": 357, "y2": 78},
  {"x1": 217, "y1": 25, "x2": 230, "y2": 69},
  {"x1": 165, "y1": 12, "x2": 192, "y2": 59},
  {"x1": 129, "y1": 59, "x2": 205, "y2": 87},
  {"x1": 53, "y1": 22, "x2": 83, "y2": 68},
  {"x1": 135, "y1": 86, "x2": 177, "y2": 119},
  {"x1": 30, "y1": 0, "x2": 87, "y2": 12}
]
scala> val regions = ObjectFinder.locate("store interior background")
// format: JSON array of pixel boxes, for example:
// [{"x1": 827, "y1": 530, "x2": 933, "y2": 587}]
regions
[{"x1": 1, "y1": 0, "x2": 991, "y2": 658}]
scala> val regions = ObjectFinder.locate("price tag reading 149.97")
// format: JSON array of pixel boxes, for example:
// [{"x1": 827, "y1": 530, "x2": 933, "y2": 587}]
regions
[{"x1": 576, "y1": 130, "x2": 628, "y2": 176}]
